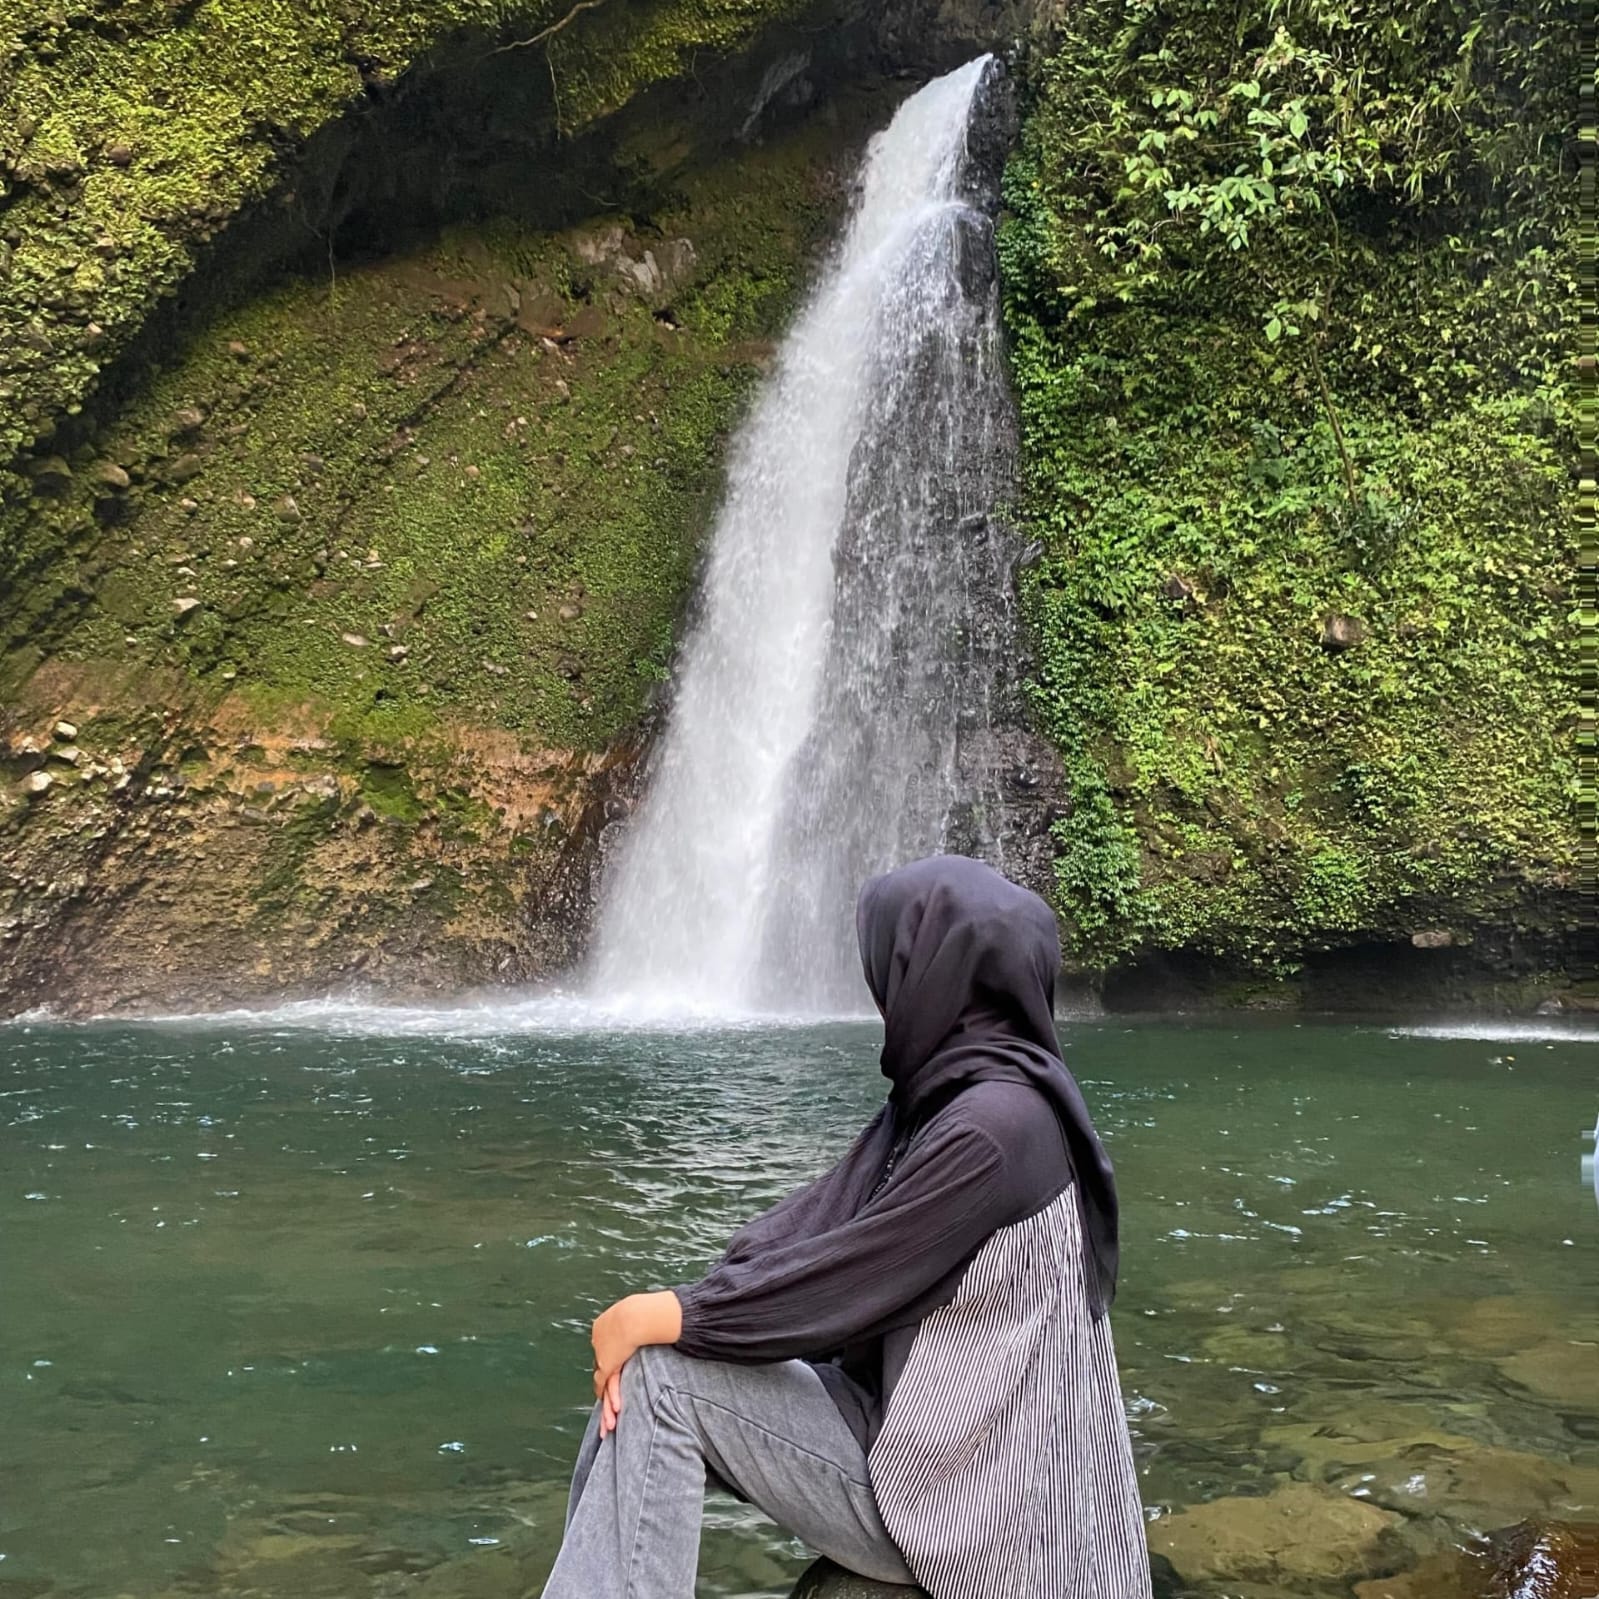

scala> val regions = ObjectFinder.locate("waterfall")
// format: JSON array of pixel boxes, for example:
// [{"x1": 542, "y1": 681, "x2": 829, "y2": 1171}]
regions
[{"x1": 591, "y1": 56, "x2": 1041, "y2": 1018}]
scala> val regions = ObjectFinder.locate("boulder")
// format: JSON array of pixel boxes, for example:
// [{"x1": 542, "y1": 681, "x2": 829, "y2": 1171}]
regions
[
  {"x1": 1148, "y1": 1479, "x2": 1404, "y2": 1585},
  {"x1": 1321, "y1": 613, "x2": 1368, "y2": 651},
  {"x1": 788, "y1": 1559, "x2": 926, "y2": 1599}
]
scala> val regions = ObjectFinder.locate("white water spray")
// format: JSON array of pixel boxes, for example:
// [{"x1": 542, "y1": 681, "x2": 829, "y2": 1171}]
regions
[{"x1": 592, "y1": 57, "x2": 1029, "y2": 1019}]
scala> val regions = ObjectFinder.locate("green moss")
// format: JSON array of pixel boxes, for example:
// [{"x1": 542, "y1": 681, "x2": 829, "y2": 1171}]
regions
[
  {"x1": 2, "y1": 86, "x2": 841, "y2": 766},
  {"x1": 0, "y1": 0, "x2": 813, "y2": 497},
  {"x1": 1001, "y1": 0, "x2": 1577, "y2": 974},
  {"x1": 546, "y1": 0, "x2": 813, "y2": 129},
  {"x1": 253, "y1": 790, "x2": 343, "y2": 913},
  {"x1": 358, "y1": 765, "x2": 426, "y2": 823},
  {"x1": 432, "y1": 783, "x2": 498, "y2": 841},
  {"x1": 327, "y1": 699, "x2": 444, "y2": 751}
]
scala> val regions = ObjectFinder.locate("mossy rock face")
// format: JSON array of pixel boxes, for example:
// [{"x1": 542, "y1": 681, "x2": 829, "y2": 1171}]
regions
[
  {"x1": 0, "y1": 0, "x2": 1025, "y2": 496},
  {"x1": 0, "y1": 0, "x2": 1036, "y2": 1015},
  {"x1": 0, "y1": 0, "x2": 821, "y2": 477},
  {"x1": 4, "y1": 129, "x2": 859, "y2": 748},
  {"x1": 998, "y1": 0, "x2": 1583, "y2": 999}
]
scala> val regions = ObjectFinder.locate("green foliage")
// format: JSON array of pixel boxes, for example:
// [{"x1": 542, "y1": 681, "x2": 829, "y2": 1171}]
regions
[
  {"x1": 1001, "y1": 0, "x2": 1577, "y2": 971},
  {"x1": 545, "y1": 0, "x2": 811, "y2": 128}
]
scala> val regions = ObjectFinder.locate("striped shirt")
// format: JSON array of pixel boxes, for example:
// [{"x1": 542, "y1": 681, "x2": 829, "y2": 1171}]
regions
[{"x1": 869, "y1": 1183, "x2": 1150, "y2": 1599}]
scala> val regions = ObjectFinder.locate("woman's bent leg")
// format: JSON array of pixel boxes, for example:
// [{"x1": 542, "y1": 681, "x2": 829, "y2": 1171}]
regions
[
  {"x1": 543, "y1": 1345, "x2": 913, "y2": 1599},
  {"x1": 562, "y1": 1402, "x2": 603, "y2": 1532}
]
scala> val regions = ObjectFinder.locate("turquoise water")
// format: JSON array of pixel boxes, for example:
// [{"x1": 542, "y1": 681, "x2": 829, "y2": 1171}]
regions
[{"x1": 3, "y1": 1012, "x2": 1597, "y2": 1598}]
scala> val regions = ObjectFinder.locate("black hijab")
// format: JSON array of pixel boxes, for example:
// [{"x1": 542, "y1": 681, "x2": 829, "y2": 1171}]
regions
[{"x1": 856, "y1": 854, "x2": 1121, "y2": 1316}]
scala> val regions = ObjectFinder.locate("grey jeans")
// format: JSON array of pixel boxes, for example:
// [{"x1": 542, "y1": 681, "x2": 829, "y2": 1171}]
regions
[{"x1": 541, "y1": 1344, "x2": 916, "y2": 1598}]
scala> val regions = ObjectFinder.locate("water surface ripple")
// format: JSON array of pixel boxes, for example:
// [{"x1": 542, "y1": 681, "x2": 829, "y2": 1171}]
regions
[{"x1": 3, "y1": 1018, "x2": 1596, "y2": 1598}]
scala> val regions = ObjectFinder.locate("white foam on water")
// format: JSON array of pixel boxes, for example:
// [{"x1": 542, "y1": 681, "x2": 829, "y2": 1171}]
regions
[
  {"x1": 5, "y1": 991, "x2": 876, "y2": 1037},
  {"x1": 1385, "y1": 1019, "x2": 1599, "y2": 1044}
]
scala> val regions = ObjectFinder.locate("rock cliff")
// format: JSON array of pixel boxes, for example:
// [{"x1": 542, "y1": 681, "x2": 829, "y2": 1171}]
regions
[
  {"x1": 0, "y1": 0, "x2": 1030, "y2": 1014},
  {"x1": 1, "y1": 0, "x2": 1583, "y2": 1015}
]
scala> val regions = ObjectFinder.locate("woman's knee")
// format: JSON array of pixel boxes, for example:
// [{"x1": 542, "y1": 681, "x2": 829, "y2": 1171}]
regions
[{"x1": 624, "y1": 1341, "x2": 692, "y2": 1405}]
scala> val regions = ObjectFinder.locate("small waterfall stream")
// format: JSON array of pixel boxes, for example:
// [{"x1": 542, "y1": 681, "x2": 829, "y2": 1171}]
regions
[{"x1": 592, "y1": 56, "x2": 1043, "y2": 1017}]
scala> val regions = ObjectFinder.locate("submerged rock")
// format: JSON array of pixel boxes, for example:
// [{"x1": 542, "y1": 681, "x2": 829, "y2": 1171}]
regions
[
  {"x1": 1496, "y1": 1340, "x2": 1599, "y2": 1409},
  {"x1": 1438, "y1": 1295, "x2": 1566, "y2": 1357},
  {"x1": 1264, "y1": 1398, "x2": 1599, "y2": 1534},
  {"x1": 1362, "y1": 1445, "x2": 1599, "y2": 1532},
  {"x1": 1148, "y1": 1479, "x2": 1404, "y2": 1585},
  {"x1": 1355, "y1": 1520, "x2": 1599, "y2": 1599}
]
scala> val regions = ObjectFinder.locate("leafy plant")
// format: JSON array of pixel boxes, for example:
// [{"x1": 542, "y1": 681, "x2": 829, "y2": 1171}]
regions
[{"x1": 1001, "y1": 0, "x2": 1578, "y2": 973}]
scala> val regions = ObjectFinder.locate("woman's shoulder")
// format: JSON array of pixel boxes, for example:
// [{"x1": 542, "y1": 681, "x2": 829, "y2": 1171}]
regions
[{"x1": 940, "y1": 1079, "x2": 1069, "y2": 1166}]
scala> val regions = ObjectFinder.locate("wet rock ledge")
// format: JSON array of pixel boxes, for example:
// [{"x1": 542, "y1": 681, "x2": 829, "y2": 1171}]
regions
[{"x1": 790, "y1": 1561, "x2": 924, "y2": 1598}]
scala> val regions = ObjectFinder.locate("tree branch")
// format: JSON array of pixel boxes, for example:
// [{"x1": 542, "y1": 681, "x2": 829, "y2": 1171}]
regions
[{"x1": 493, "y1": 0, "x2": 607, "y2": 55}]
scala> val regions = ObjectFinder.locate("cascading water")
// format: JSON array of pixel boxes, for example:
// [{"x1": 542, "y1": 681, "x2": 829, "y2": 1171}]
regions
[{"x1": 591, "y1": 55, "x2": 1054, "y2": 1018}]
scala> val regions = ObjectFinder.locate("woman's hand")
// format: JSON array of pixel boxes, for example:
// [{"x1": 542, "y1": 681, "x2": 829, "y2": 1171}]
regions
[{"x1": 591, "y1": 1290, "x2": 683, "y2": 1438}]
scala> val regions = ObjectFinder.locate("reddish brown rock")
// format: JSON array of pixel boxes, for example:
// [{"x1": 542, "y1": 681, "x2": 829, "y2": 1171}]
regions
[{"x1": 1356, "y1": 1521, "x2": 1599, "y2": 1599}]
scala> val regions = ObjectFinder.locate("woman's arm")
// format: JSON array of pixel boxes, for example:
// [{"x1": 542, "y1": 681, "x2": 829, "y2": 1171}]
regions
[
  {"x1": 716, "y1": 1108, "x2": 890, "y2": 1266},
  {"x1": 673, "y1": 1115, "x2": 1016, "y2": 1363},
  {"x1": 590, "y1": 1289, "x2": 682, "y2": 1437}
]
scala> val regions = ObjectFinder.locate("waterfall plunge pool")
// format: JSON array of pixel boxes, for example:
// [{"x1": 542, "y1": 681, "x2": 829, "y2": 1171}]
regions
[{"x1": 3, "y1": 1014, "x2": 1597, "y2": 1598}]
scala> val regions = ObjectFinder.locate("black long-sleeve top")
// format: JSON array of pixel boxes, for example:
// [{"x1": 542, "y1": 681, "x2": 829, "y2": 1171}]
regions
[{"x1": 672, "y1": 1080, "x2": 1072, "y2": 1445}]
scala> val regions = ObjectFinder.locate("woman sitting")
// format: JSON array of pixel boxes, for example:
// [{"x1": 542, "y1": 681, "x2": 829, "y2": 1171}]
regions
[{"x1": 542, "y1": 854, "x2": 1151, "y2": 1599}]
